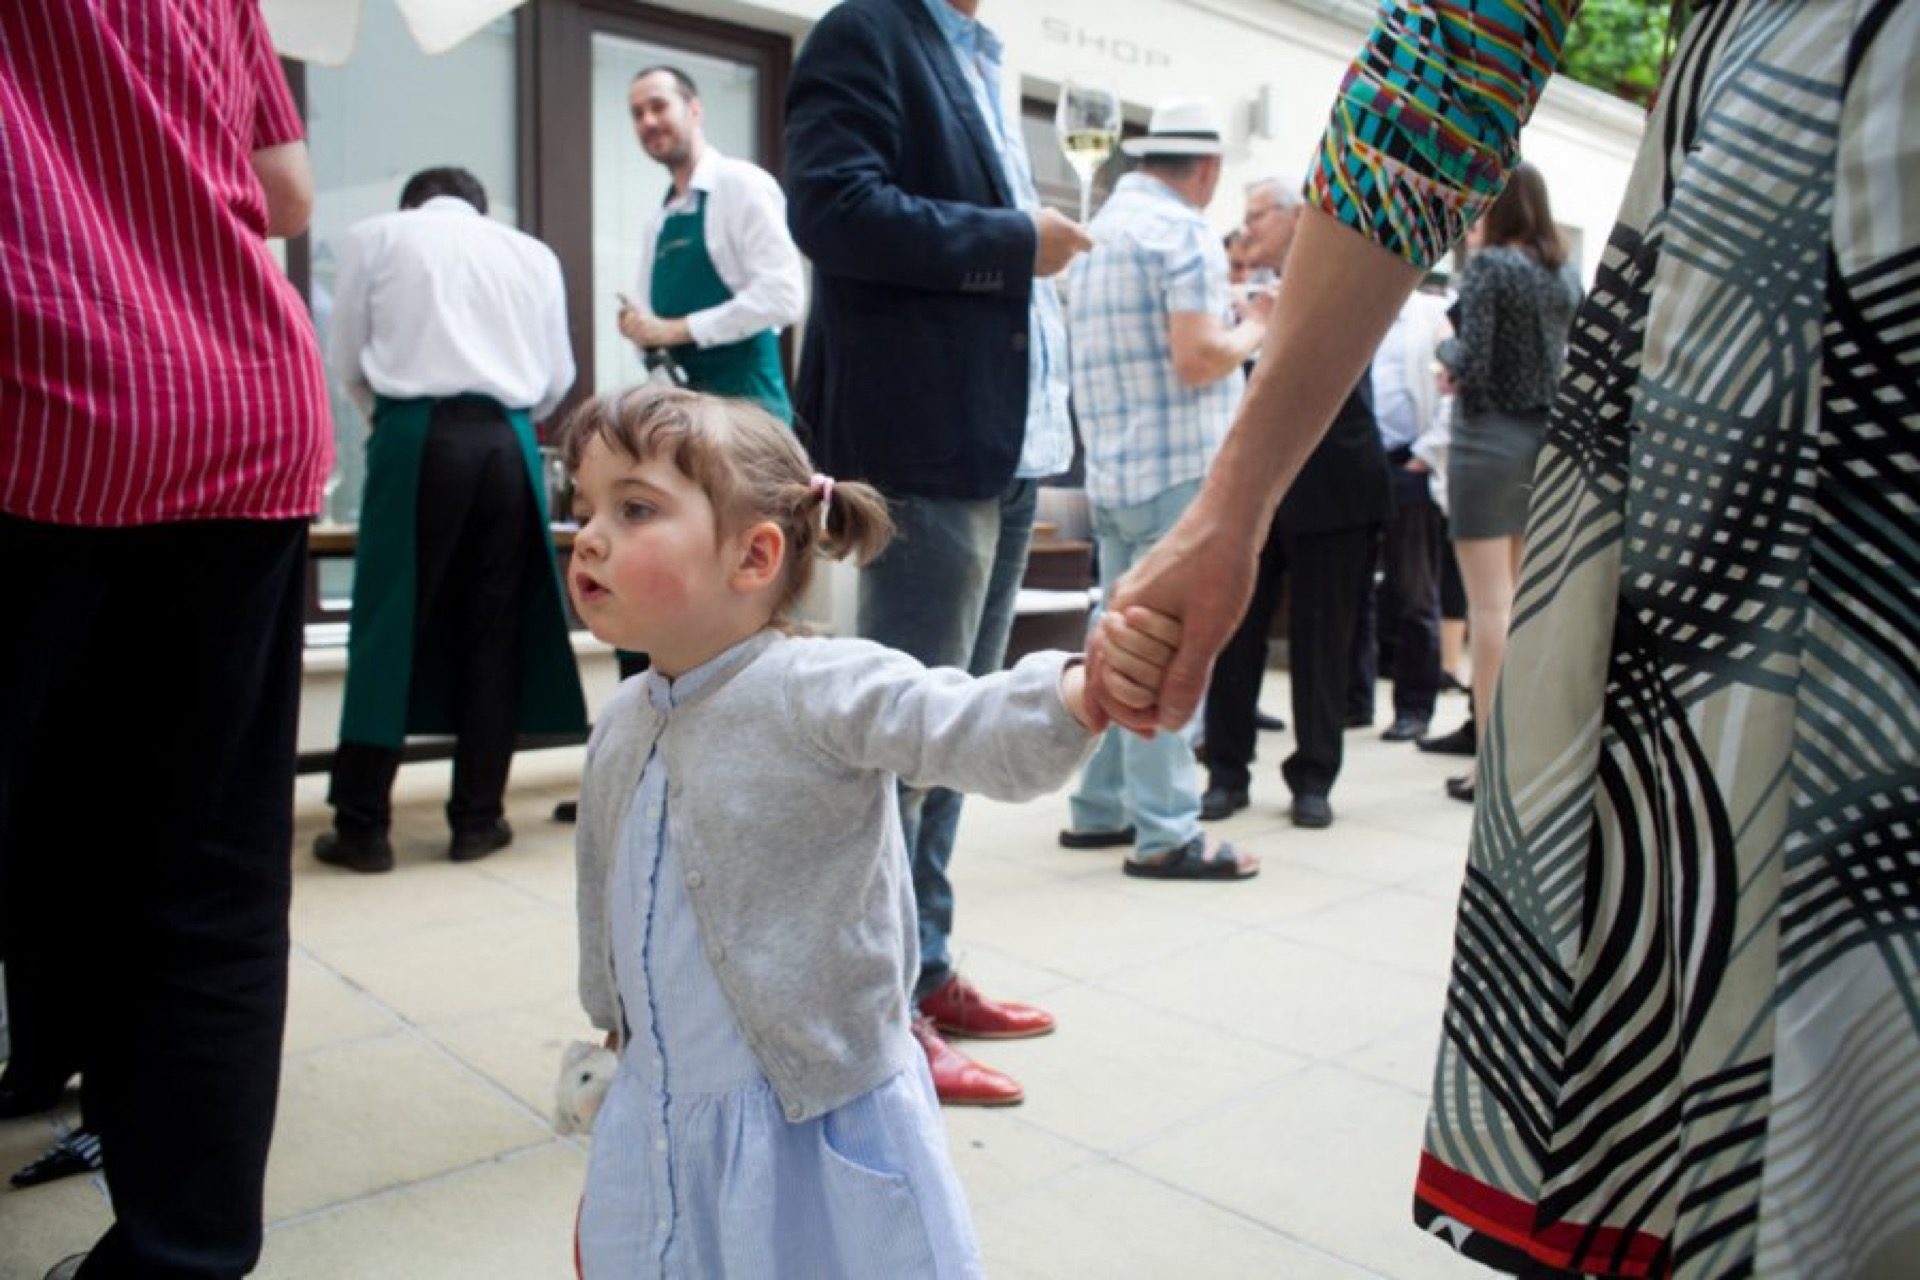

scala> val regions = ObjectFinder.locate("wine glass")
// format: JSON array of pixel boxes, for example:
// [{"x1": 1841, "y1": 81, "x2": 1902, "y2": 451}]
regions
[{"x1": 1055, "y1": 80, "x2": 1120, "y2": 225}]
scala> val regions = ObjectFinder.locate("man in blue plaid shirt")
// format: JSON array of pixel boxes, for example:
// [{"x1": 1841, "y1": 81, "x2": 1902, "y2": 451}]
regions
[{"x1": 1058, "y1": 98, "x2": 1268, "y2": 882}]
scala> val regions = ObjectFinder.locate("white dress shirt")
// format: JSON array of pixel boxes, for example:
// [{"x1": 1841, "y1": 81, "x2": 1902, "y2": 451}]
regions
[
  {"x1": 634, "y1": 147, "x2": 806, "y2": 349},
  {"x1": 327, "y1": 195, "x2": 575, "y2": 421}
]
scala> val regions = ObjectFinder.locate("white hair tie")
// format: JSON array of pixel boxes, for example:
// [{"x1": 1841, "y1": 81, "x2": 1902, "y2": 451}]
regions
[{"x1": 809, "y1": 473, "x2": 835, "y2": 530}]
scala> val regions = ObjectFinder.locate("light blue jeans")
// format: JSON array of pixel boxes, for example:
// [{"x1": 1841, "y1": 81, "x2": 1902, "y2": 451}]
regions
[
  {"x1": 1068, "y1": 479, "x2": 1203, "y2": 856},
  {"x1": 858, "y1": 479, "x2": 1038, "y2": 1001}
]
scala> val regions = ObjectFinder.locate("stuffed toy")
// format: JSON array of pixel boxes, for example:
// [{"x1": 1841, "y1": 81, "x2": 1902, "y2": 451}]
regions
[{"x1": 553, "y1": 1040, "x2": 616, "y2": 1136}]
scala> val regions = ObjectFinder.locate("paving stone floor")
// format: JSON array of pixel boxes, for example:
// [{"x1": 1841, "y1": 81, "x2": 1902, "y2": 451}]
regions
[{"x1": 1, "y1": 685, "x2": 1492, "y2": 1279}]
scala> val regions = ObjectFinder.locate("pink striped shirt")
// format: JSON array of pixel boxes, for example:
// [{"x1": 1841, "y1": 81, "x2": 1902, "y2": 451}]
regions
[{"x1": 0, "y1": 1, "x2": 331, "y2": 527}]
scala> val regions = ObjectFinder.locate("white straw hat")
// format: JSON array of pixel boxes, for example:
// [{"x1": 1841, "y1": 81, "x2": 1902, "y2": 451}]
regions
[{"x1": 1120, "y1": 98, "x2": 1225, "y2": 157}]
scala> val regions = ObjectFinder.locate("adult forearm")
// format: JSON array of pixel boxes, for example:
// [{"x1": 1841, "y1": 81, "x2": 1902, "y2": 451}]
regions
[
  {"x1": 1174, "y1": 319, "x2": 1263, "y2": 388},
  {"x1": 1099, "y1": 208, "x2": 1422, "y2": 730},
  {"x1": 251, "y1": 141, "x2": 313, "y2": 239},
  {"x1": 686, "y1": 275, "x2": 803, "y2": 347}
]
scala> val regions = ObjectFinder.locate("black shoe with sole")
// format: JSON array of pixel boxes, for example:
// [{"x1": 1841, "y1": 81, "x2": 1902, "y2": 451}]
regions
[
  {"x1": 314, "y1": 829, "x2": 395, "y2": 874},
  {"x1": 1381, "y1": 715, "x2": 1429, "y2": 742},
  {"x1": 1058, "y1": 824, "x2": 1136, "y2": 850},
  {"x1": 450, "y1": 819, "x2": 513, "y2": 863},
  {"x1": 1417, "y1": 721, "x2": 1477, "y2": 756},
  {"x1": 1253, "y1": 710, "x2": 1287, "y2": 733},
  {"x1": 1199, "y1": 786, "x2": 1250, "y2": 821},
  {"x1": 1290, "y1": 794, "x2": 1334, "y2": 828},
  {"x1": 1446, "y1": 775, "x2": 1476, "y2": 803}
]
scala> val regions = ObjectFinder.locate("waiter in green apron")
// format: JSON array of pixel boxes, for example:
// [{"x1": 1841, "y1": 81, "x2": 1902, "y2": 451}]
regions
[
  {"x1": 316, "y1": 166, "x2": 587, "y2": 873},
  {"x1": 618, "y1": 64, "x2": 805, "y2": 424}
]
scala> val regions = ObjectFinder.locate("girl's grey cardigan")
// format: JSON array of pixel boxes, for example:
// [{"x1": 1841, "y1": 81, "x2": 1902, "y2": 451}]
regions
[{"x1": 576, "y1": 629, "x2": 1094, "y2": 1122}]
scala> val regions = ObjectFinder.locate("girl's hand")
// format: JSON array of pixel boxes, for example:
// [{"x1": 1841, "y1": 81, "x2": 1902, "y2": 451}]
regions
[
  {"x1": 1096, "y1": 607, "x2": 1183, "y2": 716},
  {"x1": 1060, "y1": 662, "x2": 1107, "y2": 734}
]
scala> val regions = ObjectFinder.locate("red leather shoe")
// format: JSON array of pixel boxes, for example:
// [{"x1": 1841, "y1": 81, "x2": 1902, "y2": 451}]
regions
[
  {"x1": 913, "y1": 1017, "x2": 1024, "y2": 1107},
  {"x1": 920, "y1": 974, "x2": 1057, "y2": 1039}
]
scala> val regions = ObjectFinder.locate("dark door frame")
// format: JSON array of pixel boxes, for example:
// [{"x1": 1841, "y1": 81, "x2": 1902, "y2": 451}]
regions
[{"x1": 521, "y1": 0, "x2": 792, "y2": 417}]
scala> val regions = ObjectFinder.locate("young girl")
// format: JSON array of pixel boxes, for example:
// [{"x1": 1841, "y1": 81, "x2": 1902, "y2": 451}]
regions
[{"x1": 561, "y1": 386, "x2": 1172, "y2": 1278}]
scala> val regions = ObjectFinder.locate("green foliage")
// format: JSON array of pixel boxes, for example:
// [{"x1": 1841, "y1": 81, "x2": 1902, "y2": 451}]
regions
[{"x1": 1559, "y1": 0, "x2": 1675, "y2": 107}]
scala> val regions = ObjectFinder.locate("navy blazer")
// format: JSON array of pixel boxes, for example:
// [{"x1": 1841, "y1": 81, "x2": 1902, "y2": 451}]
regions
[{"x1": 785, "y1": 0, "x2": 1038, "y2": 500}]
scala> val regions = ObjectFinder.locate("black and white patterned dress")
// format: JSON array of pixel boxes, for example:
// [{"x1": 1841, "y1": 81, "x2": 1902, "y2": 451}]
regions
[{"x1": 1400, "y1": 1, "x2": 1920, "y2": 1275}]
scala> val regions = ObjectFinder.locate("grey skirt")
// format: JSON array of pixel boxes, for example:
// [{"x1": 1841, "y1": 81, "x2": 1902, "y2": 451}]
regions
[{"x1": 1447, "y1": 407, "x2": 1546, "y2": 539}]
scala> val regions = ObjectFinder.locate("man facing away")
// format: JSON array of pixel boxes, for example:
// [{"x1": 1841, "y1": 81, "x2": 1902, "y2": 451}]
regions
[
  {"x1": 1057, "y1": 98, "x2": 1266, "y2": 883},
  {"x1": 1, "y1": 5, "x2": 327, "y2": 1274},
  {"x1": 315, "y1": 167, "x2": 586, "y2": 873},
  {"x1": 1356, "y1": 290, "x2": 1453, "y2": 743},
  {"x1": 618, "y1": 65, "x2": 805, "y2": 422},
  {"x1": 785, "y1": 0, "x2": 1092, "y2": 1106},
  {"x1": 1200, "y1": 176, "x2": 1390, "y2": 831}
]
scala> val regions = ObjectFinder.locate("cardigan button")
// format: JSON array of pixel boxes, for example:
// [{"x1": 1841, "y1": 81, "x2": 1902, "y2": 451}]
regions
[
  {"x1": 1010, "y1": 331, "x2": 1027, "y2": 351},
  {"x1": 786, "y1": 1102, "x2": 804, "y2": 1121},
  {"x1": 685, "y1": 870, "x2": 704, "y2": 889}
]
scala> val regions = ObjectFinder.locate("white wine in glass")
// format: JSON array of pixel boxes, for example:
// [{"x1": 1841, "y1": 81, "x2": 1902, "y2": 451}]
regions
[{"x1": 1055, "y1": 81, "x2": 1120, "y2": 224}]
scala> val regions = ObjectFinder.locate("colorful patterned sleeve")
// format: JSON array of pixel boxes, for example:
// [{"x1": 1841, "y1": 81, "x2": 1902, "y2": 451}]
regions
[{"x1": 1307, "y1": 1, "x2": 1575, "y2": 269}]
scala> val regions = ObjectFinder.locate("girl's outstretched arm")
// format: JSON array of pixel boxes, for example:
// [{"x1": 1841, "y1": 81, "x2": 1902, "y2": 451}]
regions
[{"x1": 786, "y1": 642, "x2": 1095, "y2": 802}]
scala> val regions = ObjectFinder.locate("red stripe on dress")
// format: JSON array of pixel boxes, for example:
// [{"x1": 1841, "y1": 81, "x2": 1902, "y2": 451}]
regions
[{"x1": 1416, "y1": 1152, "x2": 1671, "y2": 1276}]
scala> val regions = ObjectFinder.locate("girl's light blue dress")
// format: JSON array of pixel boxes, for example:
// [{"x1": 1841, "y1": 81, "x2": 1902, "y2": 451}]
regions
[{"x1": 577, "y1": 653, "x2": 983, "y2": 1280}]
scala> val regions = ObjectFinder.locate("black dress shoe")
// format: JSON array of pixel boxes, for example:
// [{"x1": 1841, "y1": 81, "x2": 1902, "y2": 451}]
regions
[
  {"x1": 1253, "y1": 710, "x2": 1287, "y2": 733},
  {"x1": 1199, "y1": 786, "x2": 1250, "y2": 821},
  {"x1": 1381, "y1": 715, "x2": 1430, "y2": 742},
  {"x1": 313, "y1": 829, "x2": 395, "y2": 874},
  {"x1": 1446, "y1": 775, "x2": 1476, "y2": 803},
  {"x1": 1290, "y1": 794, "x2": 1333, "y2": 828},
  {"x1": 1058, "y1": 824, "x2": 1135, "y2": 850},
  {"x1": 552, "y1": 800, "x2": 579, "y2": 824},
  {"x1": 449, "y1": 819, "x2": 513, "y2": 863},
  {"x1": 1417, "y1": 721, "x2": 1477, "y2": 756}
]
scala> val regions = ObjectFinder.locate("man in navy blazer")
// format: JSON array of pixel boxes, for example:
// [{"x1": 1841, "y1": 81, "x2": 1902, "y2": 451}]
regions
[{"x1": 787, "y1": 0, "x2": 1089, "y2": 1108}]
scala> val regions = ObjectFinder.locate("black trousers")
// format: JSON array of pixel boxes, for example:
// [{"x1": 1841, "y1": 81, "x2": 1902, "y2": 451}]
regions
[
  {"x1": 1361, "y1": 465, "x2": 1445, "y2": 720},
  {"x1": 1205, "y1": 514, "x2": 1379, "y2": 798},
  {"x1": 330, "y1": 402, "x2": 536, "y2": 837},
  {"x1": 0, "y1": 513, "x2": 306, "y2": 1278}
]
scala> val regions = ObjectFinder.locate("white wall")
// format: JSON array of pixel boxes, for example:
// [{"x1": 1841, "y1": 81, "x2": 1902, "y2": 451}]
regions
[{"x1": 652, "y1": 0, "x2": 1647, "y2": 282}]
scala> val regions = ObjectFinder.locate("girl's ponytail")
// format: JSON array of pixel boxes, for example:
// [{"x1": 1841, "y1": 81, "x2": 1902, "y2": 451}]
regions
[{"x1": 819, "y1": 480, "x2": 893, "y2": 567}]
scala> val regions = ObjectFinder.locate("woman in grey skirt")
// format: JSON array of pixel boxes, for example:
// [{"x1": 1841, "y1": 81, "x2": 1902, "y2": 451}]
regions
[{"x1": 1442, "y1": 163, "x2": 1580, "y2": 800}]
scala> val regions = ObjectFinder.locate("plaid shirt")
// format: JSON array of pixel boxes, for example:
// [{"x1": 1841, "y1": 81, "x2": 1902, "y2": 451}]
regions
[{"x1": 1068, "y1": 174, "x2": 1240, "y2": 509}]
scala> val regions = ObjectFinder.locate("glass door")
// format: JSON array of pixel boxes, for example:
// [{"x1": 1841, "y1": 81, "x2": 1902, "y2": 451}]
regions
[
  {"x1": 529, "y1": 2, "x2": 790, "y2": 408},
  {"x1": 589, "y1": 36, "x2": 763, "y2": 394}
]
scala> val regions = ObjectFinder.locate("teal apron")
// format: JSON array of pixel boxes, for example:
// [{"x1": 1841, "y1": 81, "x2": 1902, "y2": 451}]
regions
[
  {"x1": 651, "y1": 189, "x2": 792, "y2": 422},
  {"x1": 338, "y1": 395, "x2": 587, "y2": 747}
]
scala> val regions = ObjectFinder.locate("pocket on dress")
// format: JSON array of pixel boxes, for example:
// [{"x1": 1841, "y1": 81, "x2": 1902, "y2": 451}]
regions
[{"x1": 815, "y1": 1103, "x2": 937, "y2": 1277}]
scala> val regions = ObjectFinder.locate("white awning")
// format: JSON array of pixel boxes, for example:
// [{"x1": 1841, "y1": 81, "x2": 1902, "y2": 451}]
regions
[{"x1": 261, "y1": 0, "x2": 527, "y2": 66}]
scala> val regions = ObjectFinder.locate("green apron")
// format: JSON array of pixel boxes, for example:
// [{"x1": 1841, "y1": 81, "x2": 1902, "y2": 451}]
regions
[
  {"x1": 338, "y1": 395, "x2": 587, "y2": 748},
  {"x1": 651, "y1": 189, "x2": 792, "y2": 422}
]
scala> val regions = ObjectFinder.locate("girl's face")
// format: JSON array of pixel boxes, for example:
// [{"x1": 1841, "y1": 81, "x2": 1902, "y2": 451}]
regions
[{"x1": 568, "y1": 435, "x2": 757, "y2": 675}]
